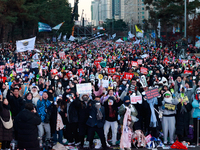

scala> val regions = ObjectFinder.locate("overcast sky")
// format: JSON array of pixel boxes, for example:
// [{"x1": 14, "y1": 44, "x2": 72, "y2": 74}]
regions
[{"x1": 69, "y1": 0, "x2": 92, "y2": 22}]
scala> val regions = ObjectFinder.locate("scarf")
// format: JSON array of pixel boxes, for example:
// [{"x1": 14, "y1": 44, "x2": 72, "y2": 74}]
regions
[
  {"x1": 147, "y1": 97, "x2": 158, "y2": 128},
  {"x1": 95, "y1": 104, "x2": 103, "y2": 120}
]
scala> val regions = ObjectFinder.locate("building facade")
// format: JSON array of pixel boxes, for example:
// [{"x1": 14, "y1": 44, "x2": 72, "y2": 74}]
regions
[{"x1": 91, "y1": 0, "x2": 125, "y2": 26}]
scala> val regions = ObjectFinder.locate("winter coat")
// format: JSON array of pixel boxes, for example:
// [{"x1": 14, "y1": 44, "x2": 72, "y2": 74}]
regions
[
  {"x1": 103, "y1": 99, "x2": 123, "y2": 122},
  {"x1": 14, "y1": 109, "x2": 41, "y2": 150},
  {"x1": 174, "y1": 80, "x2": 185, "y2": 94},
  {"x1": 176, "y1": 102, "x2": 193, "y2": 136},
  {"x1": 86, "y1": 100, "x2": 105, "y2": 128},
  {"x1": 7, "y1": 90, "x2": 24, "y2": 118},
  {"x1": 66, "y1": 99, "x2": 79, "y2": 123},
  {"x1": 192, "y1": 99, "x2": 200, "y2": 118},
  {"x1": 0, "y1": 102, "x2": 13, "y2": 141}
]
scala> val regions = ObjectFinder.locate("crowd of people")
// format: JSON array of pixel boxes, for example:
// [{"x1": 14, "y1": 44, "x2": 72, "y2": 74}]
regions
[{"x1": 0, "y1": 38, "x2": 200, "y2": 150}]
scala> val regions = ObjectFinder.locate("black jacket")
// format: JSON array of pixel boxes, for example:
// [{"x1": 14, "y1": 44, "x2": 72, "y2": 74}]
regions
[
  {"x1": 86, "y1": 100, "x2": 105, "y2": 128},
  {"x1": 14, "y1": 109, "x2": 41, "y2": 150},
  {"x1": 7, "y1": 90, "x2": 24, "y2": 118},
  {"x1": 175, "y1": 102, "x2": 193, "y2": 137},
  {"x1": 66, "y1": 98, "x2": 79, "y2": 123},
  {"x1": 103, "y1": 100, "x2": 122, "y2": 122}
]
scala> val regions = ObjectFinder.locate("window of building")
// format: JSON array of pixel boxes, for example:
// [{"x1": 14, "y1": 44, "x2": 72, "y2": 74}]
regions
[
  {"x1": 142, "y1": 12, "x2": 144, "y2": 14},
  {"x1": 142, "y1": 16, "x2": 144, "y2": 19},
  {"x1": 142, "y1": 7, "x2": 144, "y2": 10}
]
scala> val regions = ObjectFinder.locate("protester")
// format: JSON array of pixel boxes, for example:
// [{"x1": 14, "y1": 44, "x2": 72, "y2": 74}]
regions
[
  {"x1": 14, "y1": 103, "x2": 41, "y2": 150},
  {"x1": 0, "y1": 38, "x2": 200, "y2": 149},
  {"x1": 0, "y1": 97, "x2": 13, "y2": 150}
]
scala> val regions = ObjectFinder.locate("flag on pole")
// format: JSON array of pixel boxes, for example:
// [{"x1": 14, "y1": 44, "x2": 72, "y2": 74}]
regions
[
  {"x1": 52, "y1": 21, "x2": 65, "y2": 30},
  {"x1": 135, "y1": 25, "x2": 142, "y2": 33},
  {"x1": 57, "y1": 32, "x2": 62, "y2": 41},
  {"x1": 38, "y1": 22, "x2": 52, "y2": 32},
  {"x1": 112, "y1": 33, "x2": 116, "y2": 39},
  {"x1": 16, "y1": 37, "x2": 36, "y2": 52}
]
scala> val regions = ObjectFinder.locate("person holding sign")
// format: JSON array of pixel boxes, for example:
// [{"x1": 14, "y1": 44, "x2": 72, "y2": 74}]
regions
[{"x1": 161, "y1": 91, "x2": 179, "y2": 144}]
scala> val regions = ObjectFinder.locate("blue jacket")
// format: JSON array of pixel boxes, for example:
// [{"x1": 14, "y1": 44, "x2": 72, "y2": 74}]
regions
[
  {"x1": 192, "y1": 99, "x2": 200, "y2": 118},
  {"x1": 37, "y1": 99, "x2": 52, "y2": 122}
]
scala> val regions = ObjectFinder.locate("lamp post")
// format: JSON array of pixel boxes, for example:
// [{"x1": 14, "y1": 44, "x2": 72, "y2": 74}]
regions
[{"x1": 184, "y1": 0, "x2": 187, "y2": 38}]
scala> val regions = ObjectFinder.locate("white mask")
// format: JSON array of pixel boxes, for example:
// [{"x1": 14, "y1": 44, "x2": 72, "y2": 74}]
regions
[{"x1": 58, "y1": 84, "x2": 62, "y2": 88}]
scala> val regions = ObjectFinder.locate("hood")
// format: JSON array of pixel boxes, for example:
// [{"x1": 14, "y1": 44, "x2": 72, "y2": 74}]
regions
[{"x1": 18, "y1": 109, "x2": 35, "y2": 122}]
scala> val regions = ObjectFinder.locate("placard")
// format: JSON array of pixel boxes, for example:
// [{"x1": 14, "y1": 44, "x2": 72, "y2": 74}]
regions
[
  {"x1": 137, "y1": 59, "x2": 143, "y2": 65},
  {"x1": 98, "y1": 80, "x2": 109, "y2": 88},
  {"x1": 123, "y1": 72, "x2": 134, "y2": 80},
  {"x1": 76, "y1": 83, "x2": 92, "y2": 94},
  {"x1": 78, "y1": 69, "x2": 84, "y2": 76},
  {"x1": 131, "y1": 96, "x2": 142, "y2": 104},
  {"x1": 15, "y1": 61, "x2": 27, "y2": 73},
  {"x1": 184, "y1": 70, "x2": 192, "y2": 74},
  {"x1": 59, "y1": 52, "x2": 66, "y2": 59},
  {"x1": 140, "y1": 75, "x2": 148, "y2": 87},
  {"x1": 107, "y1": 68, "x2": 116, "y2": 74},
  {"x1": 0, "y1": 66, "x2": 4, "y2": 73},
  {"x1": 145, "y1": 88, "x2": 160, "y2": 100},
  {"x1": 131, "y1": 61, "x2": 138, "y2": 67},
  {"x1": 97, "y1": 57, "x2": 103, "y2": 61},
  {"x1": 140, "y1": 67, "x2": 148, "y2": 75}
]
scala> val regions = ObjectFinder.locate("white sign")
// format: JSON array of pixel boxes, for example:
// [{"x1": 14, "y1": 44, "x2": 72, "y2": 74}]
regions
[
  {"x1": 140, "y1": 75, "x2": 148, "y2": 87},
  {"x1": 32, "y1": 53, "x2": 39, "y2": 60},
  {"x1": 15, "y1": 61, "x2": 27, "y2": 73},
  {"x1": 76, "y1": 83, "x2": 92, "y2": 94},
  {"x1": 130, "y1": 96, "x2": 142, "y2": 104},
  {"x1": 31, "y1": 62, "x2": 39, "y2": 68},
  {"x1": 98, "y1": 80, "x2": 109, "y2": 88},
  {"x1": 16, "y1": 37, "x2": 36, "y2": 52}
]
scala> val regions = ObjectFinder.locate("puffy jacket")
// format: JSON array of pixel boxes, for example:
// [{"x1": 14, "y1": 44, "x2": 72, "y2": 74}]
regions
[{"x1": 192, "y1": 99, "x2": 200, "y2": 118}]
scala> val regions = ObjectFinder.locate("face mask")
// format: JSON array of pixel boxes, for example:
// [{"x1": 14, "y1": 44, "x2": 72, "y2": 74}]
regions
[
  {"x1": 96, "y1": 101, "x2": 100, "y2": 105},
  {"x1": 64, "y1": 78, "x2": 68, "y2": 81},
  {"x1": 82, "y1": 96, "x2": 88, "y2": 101},
  {"x1": 58, "y1": 84, "x2": 62, "y2": 88},
  {"x1": 124, "y1": 101, "x2": 130, "y2": 106},
  {"x1": 122, "y1": 81, "x2": 127, "y2": 85}
]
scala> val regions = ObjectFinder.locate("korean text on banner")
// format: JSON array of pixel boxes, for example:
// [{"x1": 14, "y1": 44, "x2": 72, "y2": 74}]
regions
[
  {"x1": 98, "y1": 80, "x2": 109, "y2": 88},
  {"x1": 131, "y1": 61, "x2": 138, "y2": 67},
  {"x1": 16, "y1": 37, "x2": 36, "y2": 52},
  {"x1": 140, "y1": 67, "x2": 148, "y2": 74},
  {"x1": 131, "y1": 96, "x2": 142, "y2": 104},
  {"x1": 76, "y1": 83, "x2": 92, "y2": 94},
  {"x1": 107, "y1": 68, "x2": 116, "y2": 74},
  {"x1": 145, "y1": 88, "x2": 160, "y2": 100},
  {"x1": 59, "y1": 52, "x2": 66, "y2": 59}
]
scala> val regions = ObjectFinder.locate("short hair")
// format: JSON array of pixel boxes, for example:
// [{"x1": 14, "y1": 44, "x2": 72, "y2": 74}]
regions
[{"x1": 25, "y1": 103, "x2": 34, "y2": 111}]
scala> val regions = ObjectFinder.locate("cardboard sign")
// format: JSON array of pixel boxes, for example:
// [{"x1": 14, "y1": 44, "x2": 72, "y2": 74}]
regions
[
  {"x1": 76, "y1": 83, "x2": 92, "y2": 94},
  {"x1": 107, "y1": 68, "x2": 116, "y2": 74},
  {"x1": 123, "y1": 72, "x2": 134, "y2": 80},
  {"x1": 137, "y1": 59, "x2": 143, "y2": 65},
  {"x1": 131, "y1": 61, "x2": 138, "y2": 67},
  {"x1": 140, "y1": 67, "x2": 148, "y2": 75},
  {"x1": 59, "y1": 52, "x2": 66, "y2": 59},
  {"x1": 164, "y1": 103, "x2": 176, "y2": 111},
  {"x1": 131, "y1": 96, "x2": 142, "y2": 104},
  {"x1": 145, "y1": 88, "x2": 160, "y2": 100},
  {"x1": 178, "y1": 96, "x2": 189, "y2": 103}
]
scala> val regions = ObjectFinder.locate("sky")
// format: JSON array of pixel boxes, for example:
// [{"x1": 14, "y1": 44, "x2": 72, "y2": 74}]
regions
[{"x1": 69, "y1": 0, "x2": 92, "y2": 22}]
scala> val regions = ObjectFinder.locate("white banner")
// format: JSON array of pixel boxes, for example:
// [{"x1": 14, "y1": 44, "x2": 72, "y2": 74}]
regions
[
  {"x1": 98, "y1": 80, "x2": 109, "y2": 88},
  {"x1": 16, "y1": 37, "x2": 36, "y2": 52},
  {"x1": 76, "y1": 83, "x2": 92, "y2": 94}
]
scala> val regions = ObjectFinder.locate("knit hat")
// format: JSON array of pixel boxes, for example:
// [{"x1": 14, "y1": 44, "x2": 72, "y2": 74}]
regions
[{"x1": 123, "y1": 96, "x2": 130, "y2": 103}]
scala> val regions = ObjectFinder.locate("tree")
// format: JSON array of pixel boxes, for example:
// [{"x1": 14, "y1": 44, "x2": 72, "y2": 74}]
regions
[{"x1": 144, "y1": 0, "x2": 200, "y2": 38}]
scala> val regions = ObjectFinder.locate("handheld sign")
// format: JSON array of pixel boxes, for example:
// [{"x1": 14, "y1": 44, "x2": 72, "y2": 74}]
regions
[
  {"x1": 145, "y1": 88, "x2": 160, "y2": 100},
  {"x1": 76, "y1": 83, "x2": 92, "y2": 94},
  {"x1": 131, "y1": 96, "x2": 142, "y2": 104},
  {"x1": 98, "y1": 74, "x2": 103, "y2": 80}
]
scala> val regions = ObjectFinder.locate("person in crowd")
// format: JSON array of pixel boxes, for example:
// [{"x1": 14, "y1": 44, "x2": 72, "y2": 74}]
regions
[
  {"x1": 103, "y1": 94, "x2": 122, "y2": 147},
  {"x1": 37, "y1": 91, "x2": 52, "y2": 147},
  {"x1": 0, "y1": 96, "x2": 13, "y2": 150},
  {"x1": 86, "y1": 96, "x2": 108, "y2": 150},
  {"x1": 30, "y1": 84, "x2": 40, "y2": 106},
  {"x1": 161, "y1": 91, "x2": 179, "y2": 144},
  {"x1": 192, "y1": 92, "x2": 200, "y2": 144},
  {"x1": 23, "y1": 92, "x2": 33, "y2": 105},
  {"x1": 14, "y1": 103, "x2": 41, "y2": 150}
]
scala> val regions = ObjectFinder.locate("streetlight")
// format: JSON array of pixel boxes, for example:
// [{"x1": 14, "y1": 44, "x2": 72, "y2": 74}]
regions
[{"x1": 184, "y1": 0, "x2": 187, "y2": 38}]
